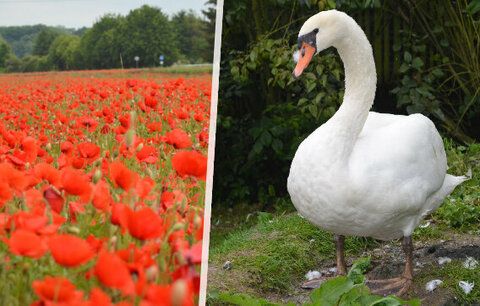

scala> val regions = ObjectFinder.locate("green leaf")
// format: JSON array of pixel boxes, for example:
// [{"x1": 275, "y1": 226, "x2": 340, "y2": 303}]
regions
[
  {"x1": 411, "y1": 57, "x2": 424, "y2": 69},
  {"x1": 310, "y1": 276, "x2": 354, "y2": 305},
  {"x1": 259, "y1": 131, "x2": 272, "y2": 146},
  {"x1": 272, "y1": 139, "x2": 283, "y2": 153},
  {"x1": 467, "y1": 0, "x2": 480, "y2": 15},
  {"x1": 218, "y1": 292, "x2": 280, "y2": 306},
  {"x1": 399, "y1": 63, "x2": 409, "y2": 73},
  {"x1": 338, "y1": 284, "x2": 371, "y2": 305},
  {"x1": 347, "y1": 257, "x2": 371, "y2": 284},
  {"x1": 327, "y1": 0, "x2": 336, "y2": 9},
  {"x1": 403, "y1": 51, "x2": 412, "y2": 63},
  {"x1": 306, "y1": 81, "x2": 316, "y2": 93}
]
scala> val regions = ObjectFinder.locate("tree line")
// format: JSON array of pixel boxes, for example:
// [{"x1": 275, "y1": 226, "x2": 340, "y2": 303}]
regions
[{"x1": 0, "y1": 4, "x2": 215, "y2": 72}]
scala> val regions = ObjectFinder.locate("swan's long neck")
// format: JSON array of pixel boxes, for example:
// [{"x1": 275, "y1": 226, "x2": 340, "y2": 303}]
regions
[{"x1": 326, "y1": 19, "x2": 377, "y2": 157}]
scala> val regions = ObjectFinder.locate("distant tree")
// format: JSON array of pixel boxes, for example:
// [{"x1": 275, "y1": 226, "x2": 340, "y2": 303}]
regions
[
  {"x1": 18, "y1": 55, "x2": 50, "y2": 72},
  {"x1": 77, "y1": 14, "x2": 125, "y2": 69},
  {"x1": 172, "y1": 10, "x2": 210, "y2": 63},
  {"x1": 120, "y1": 5, "x2": 179, "y2": 67},
  {"x1": 202, "y1": 0, "x2": 217, "y2": 62},
  {"x1": 33, "y1": 28, "x2": 61, "y2": 56},
  {"x1": 48, "y1": 34, "x2": 80, "y2": 70},
  {"x1": 0, "y1": 36, "x2": 13, "y2": 68}
]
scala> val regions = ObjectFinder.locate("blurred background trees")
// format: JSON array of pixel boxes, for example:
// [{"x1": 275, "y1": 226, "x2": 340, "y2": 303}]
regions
[
  {"x1": 213, "y1": 0, "x2": 480, "y2": 208},
  {"x1": 0, "y1": 3, "x2": 216, "y2": 73}
]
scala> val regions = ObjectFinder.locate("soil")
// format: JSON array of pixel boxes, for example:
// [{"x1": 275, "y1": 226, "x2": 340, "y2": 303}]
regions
[{"x1": 208, "y1": 231, "x2": 480, "y2": 305}]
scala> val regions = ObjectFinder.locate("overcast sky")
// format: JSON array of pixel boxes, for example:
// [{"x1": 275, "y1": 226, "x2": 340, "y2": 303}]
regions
[{"x1": 0, "y1": 0, "x2": 209, "y2": 28}]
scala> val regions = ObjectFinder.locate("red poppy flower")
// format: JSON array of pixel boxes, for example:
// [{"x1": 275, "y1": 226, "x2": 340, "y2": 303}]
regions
[
  {"x1": 92, "y1": 180, "x2": 112, "y2": 211},
  {"x1": 43, "y1": 186, "x2": 64, "y2": 213},
  {"x1": 77, "y1": 142, "x2": 101, "y2": 159},
  {"x1": 34, "y1": 163, "x2": 61, "y2": 186},
  {"x1": 165, "y1": 129, "x2": 192, "y2": 149},
  {"x1": 182, "y1": 240, "x2": 203, "y2": 265},
  {"x1": 32, "y1": 276, "x2": 80, "y2": 303},
  {"x1": 171, "y1": 151, "x2": 207, "y2": 180},
  {"x1": 7, "y1": 229, "x2": 47, "y2": 258},
  {"x1": 94, "y1": 251, "x2": 135, "y2": 296},
  {"x1": 48, "y1": 234, "x2": 94, "y2": 267},
  {"x1": 21, "y1": 136, "x2": 38, "y2": 161},
  {"x1": 127, "y1": 207, "x2": 164, "y2": 240},
  {"x1": 61, "y1": 167, "x2": 92, "y2": 199},
  {"x1": 136, "y1": 145, "x2": 158, "y2": 164},
  {"x1": 109, "y1": 161, "x2": 138, "y2": 191},
  {"x1": 88, "y1": 287, "x2": 112, "y2": 306}
]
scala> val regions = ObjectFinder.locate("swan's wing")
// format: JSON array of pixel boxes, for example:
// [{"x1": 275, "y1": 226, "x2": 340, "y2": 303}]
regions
[
  {"x1": 360, "y1": 111, "x2": 406, "y2": 135},
  {"x1": 349, "y1": 113, "x2": 447, "y2": 214}
]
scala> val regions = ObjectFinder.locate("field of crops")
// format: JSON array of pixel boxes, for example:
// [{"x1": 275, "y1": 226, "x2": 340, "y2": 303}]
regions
[{"x1": 0, "y1": 69, "x2": 211, "y2": 305}]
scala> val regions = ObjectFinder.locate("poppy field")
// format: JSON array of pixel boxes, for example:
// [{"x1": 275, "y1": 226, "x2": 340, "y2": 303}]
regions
[{"x1": 0, "y1": 69, "x2": 211, "y2": 305}]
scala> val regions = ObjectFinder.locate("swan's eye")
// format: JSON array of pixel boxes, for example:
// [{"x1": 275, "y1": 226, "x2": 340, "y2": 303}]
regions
[{"x1": 313, "y1": 28, "x2": 319, "y2": 34}]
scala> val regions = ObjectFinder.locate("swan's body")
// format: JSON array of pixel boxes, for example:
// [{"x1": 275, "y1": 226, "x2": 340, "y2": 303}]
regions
[
  {"x1": 287, "y1": 10, "x2": 467, "y2": 294},
  {"x1": 289, "y1": 111, "x2": 464, "y2": 240}
]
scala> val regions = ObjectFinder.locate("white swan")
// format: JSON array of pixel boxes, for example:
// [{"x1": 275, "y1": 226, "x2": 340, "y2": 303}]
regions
[{"x1": 287, "y1": 10, "x2": 469, "y2": 295}]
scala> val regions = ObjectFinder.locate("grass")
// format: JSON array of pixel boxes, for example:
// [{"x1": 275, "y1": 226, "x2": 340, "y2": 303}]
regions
[
  {"x1": 208, "y1": 140, "x2": 480, "y2": 305},
  {"x1": 210, "y1": 213, "x2": 378, "y2": 293}
]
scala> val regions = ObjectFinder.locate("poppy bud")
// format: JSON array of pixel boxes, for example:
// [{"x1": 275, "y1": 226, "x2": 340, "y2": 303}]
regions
[
  {"x1": 130, "y1": 111, "x2": 137, "y2": 127},
  {"x1": 146, "y1": 167, "x2": 154, "y2": 177},
  {"x1": 125, "y1": 129, "x2": 135, "y2": 148},
  {"x1": 172, "y1": 279, "x2": 187, "y2": 306},
  {"x1": 145, "y1": 265, "x2": 158, "y2": 282},
  {"x1": 66, "y1": 226, "x2": 80, "y2": 234},
  {"x1": 46, "y1": 143, "x2": 52, "y2": 151},
  {"x1": 109, "y1": 236, "x2": 117, "y2": 250},
  {"x1": 194, "y1": 215, "x2": 202, "y2": 229},
  {"x1": 136, "y1": 143, "x2": 144, "y2": 152},
  {"x1": 171, "y1": 222, "x2": 185, "y2": 232},
  {"x1": 92, "y1": 169, "x2": 102, "y2": 184}
]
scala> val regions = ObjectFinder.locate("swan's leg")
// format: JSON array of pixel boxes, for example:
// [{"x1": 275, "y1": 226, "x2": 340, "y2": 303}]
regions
[
  {"x1": 301, "y1": 234, "x2": 347, "y2": 289},
  {"x1": 366, "y1": 236, "x2": 413, "y2": 296},
  {"x1": 335, "y1": 234, "x2": 347, "y2": 275}
]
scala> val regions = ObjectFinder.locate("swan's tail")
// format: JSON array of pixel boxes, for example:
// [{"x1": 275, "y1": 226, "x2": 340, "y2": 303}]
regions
[{"x1": 421, "y1": 170, "x2": 471, "y2": 217}]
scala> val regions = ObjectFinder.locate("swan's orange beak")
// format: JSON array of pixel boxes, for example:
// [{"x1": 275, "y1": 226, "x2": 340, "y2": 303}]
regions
[{"x1": 293, "y1": 43, "x2": 316, "y2": 79}]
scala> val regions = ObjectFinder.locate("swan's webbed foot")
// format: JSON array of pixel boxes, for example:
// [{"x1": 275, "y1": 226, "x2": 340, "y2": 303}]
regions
[
  {"x1": 366, "y1": 276, "x2": 412, "y2": 297},
  {"x1": 367, "y1": 235, "x2": 414, "y2": 297}
]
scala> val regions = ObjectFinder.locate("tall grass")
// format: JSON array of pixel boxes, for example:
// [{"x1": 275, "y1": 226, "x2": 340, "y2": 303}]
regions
[{"x1": 411, "y1": 0, "x2": 480, "y2": 133}]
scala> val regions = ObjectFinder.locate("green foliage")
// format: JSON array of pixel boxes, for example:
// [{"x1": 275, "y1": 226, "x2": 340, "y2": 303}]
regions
[
  {"x1": 214, "y1": 258, "x2": 419, "y2": 306},
  {"x1": 410, "y1": 0, "x2": 480, "y2": 139},
  {"x1": 33, "y1": 28, "x2": 61, "y2": 56},
  {"x1": 434, "y1": 141, "x2": 480, "y2": 231},
  {"x1": 215, "y1": 36, "x2": 344, "y2": 204},
  {"x1": 48, "y1": 34, "x2": 80, "y2": 70},
  {"x1": 0, "y1": 25, "x2": 74, "y2": 58},
  {"x1": 391, "y1": 31, "x2": 445, "y2": 117},
  {"x1": 120, "y1": 5, "x2": 179, "y2": 67},
  {"x1": 76, "y1": 14, "x2": 125, "y2": 69},
  {"x1": 0, "y1": 36, "x2": 14, "y2": 69},
  {"x1": 172, "y1": 10, "x2": 212, "y2": 63},
  {"x1": 0, "y1": 5, "x2": 214, "y2": 73}
]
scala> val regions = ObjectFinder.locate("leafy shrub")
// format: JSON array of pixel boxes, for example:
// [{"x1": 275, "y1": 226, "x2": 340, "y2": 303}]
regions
[{"x1": 214, "y1": 38, "x2": 344, "y2": 204}]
